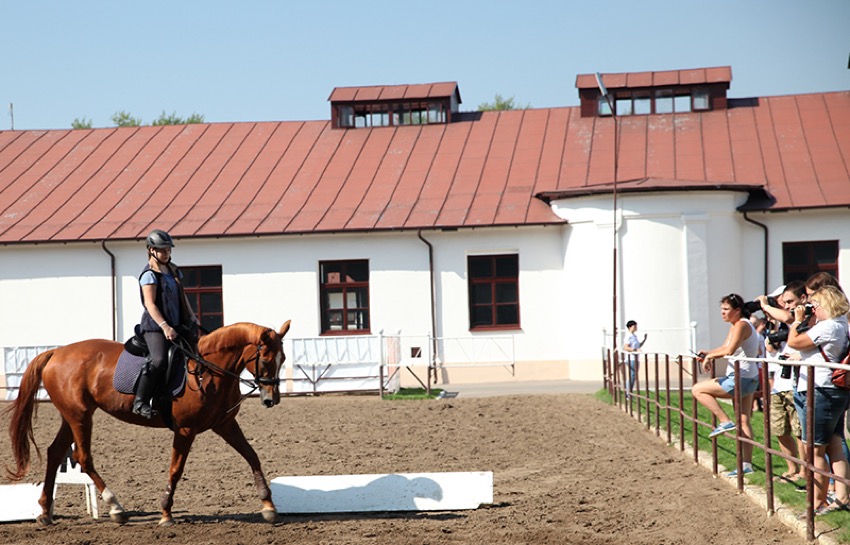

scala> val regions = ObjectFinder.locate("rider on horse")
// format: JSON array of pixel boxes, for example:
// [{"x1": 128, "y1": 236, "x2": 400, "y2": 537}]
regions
[{"x1": 134, "y1": 229, "x2": 199, "y2": 419}]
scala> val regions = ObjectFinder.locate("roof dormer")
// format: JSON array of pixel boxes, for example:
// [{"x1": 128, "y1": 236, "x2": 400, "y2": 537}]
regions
[
  {"x1": 328, "y1": 82, "x2": 461, "y2": 129},
  {"x1": 575, "y1": 67, "x2": 731, "y2": 118}
]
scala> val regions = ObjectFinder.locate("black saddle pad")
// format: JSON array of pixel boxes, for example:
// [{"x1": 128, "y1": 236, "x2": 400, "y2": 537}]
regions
[{"x1": 114, "y1": 350, "x2": 187, "y2": 397}]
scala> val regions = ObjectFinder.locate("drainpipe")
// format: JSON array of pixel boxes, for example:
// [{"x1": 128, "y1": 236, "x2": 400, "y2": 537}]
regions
[
  {"x1": 742, "y1": 211, "x2": 769, "y2": 294},
  {"x1": 417, "y1": 229, "x2": 438, "y2": 386},
  {"x1": 101, "y1": 240, "x2": 117, "y2": 341}
]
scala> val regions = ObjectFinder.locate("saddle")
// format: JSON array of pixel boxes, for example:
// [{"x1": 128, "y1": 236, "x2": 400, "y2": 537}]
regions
[{"x1": 118, "y1": 327, "x2": 189, "y2": 429}]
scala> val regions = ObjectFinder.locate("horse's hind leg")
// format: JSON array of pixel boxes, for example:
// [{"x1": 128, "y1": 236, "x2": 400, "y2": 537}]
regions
[
  {"x1": 37, "y1": 421, "x2": 74, "y2": 525},
  {"x1": 65, "y1": 413, "x2": 127, "y2": 523},
  {"x1": 213, "y1": 419, "x2": 278, "y2": 522}
]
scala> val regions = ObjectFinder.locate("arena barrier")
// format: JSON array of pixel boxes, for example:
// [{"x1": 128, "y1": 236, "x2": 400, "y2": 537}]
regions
[
  {"x1": 270, "y1": 471, "x2": 493, "y2": 513},
  {"x1": 2, "y1": 334, "x2": 516, "y2": 400},
  {"x1": 603, "y1": 349, "x2": 850, "y2": 543}
]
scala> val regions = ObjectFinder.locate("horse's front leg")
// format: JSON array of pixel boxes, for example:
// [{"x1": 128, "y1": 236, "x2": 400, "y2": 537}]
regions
[
  {"x1": 213, "y1": 419, "x2": 278, "y2": 522},
  {"x1": 160, "y1": 428, "x2": 197, "y2": 526}
]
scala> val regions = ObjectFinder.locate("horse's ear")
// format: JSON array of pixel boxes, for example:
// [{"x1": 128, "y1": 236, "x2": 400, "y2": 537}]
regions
[{"x1": 279, "y1": 320, "x2": 291, "y2": 338}]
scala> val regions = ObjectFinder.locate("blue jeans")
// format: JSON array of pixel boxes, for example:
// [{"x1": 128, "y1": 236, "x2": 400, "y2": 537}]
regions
[
  {"x1": 798, "y1": 387, "x2": 850, "y2": 445},
  {"x1": 717, "y1": 375, "x2": 759, "y2": 396},
  {"x1": 627, "y1": 358, "x2": 638, "y2": 392}
]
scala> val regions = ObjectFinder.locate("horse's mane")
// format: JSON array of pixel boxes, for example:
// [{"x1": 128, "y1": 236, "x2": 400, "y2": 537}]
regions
[{"x1": 199, "y1": 322, "x2": 265, "y2": 355}]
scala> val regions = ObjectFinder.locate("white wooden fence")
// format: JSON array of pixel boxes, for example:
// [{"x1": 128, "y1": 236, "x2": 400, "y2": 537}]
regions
[{"x1": 3, "y1": 334, "x2": 516, "y2": 399}]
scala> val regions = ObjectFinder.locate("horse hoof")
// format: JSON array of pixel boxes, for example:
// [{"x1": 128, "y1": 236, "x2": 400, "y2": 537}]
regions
[
  {"x1": 261, "y1": 507, "x2": 279, "y2": 523},
  {"x1": 36, "y1": 514, "x2": 53, "y2": 526},
  {"x1": 159, "y1": 516, "x2": 175, "y2": 527},
  {"x1": 109, "y1": 510, "x2": 128, "y2": 524}
]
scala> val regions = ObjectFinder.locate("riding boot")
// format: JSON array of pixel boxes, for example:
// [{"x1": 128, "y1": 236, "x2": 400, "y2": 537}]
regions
[{"x1": 132, "y1": 368, "x2": 160, "y2": 419}]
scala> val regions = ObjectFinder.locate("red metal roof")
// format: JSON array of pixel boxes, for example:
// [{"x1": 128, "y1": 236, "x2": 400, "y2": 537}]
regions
[
  {"x1": 576, "y1": 66, "x2": 732, "y2": 90},
  {"x1": 328, "y1": 82, "x2": 461, "y2": 104},
  {"x1": 0, "y1": 85, "x2": 848, "y2": 245}
]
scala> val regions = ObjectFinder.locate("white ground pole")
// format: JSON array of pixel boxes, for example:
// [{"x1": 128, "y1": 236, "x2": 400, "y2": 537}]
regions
[
  {"x1": 270, "y1": 471, "x2": 493, "y2": 514},
  {"x1": 0, "y1": 483, "x2": 43, "y2": 522}
]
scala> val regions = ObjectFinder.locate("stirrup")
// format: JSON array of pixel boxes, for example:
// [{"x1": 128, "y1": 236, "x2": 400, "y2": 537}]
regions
[{"x1": 132, "y1": 401, "x2": 158, "y2": 419}]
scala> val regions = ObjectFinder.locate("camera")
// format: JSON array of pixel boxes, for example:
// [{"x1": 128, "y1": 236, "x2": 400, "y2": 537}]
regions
[
  {"x1": 795, "y1": 304, "x2": 815, "y2": 333},
  {"x1": 766, "y1": 323, "x2": 789, "y2": 350},
  {"x1": 778, "y1": 354, "x2": 793, "y2": 379},
  {"x1": 743, "y1": 295, "x2": 780, "y2": 315},
  {"x1": 802, "y1": 303, "x2": 814, "y2": 319}
]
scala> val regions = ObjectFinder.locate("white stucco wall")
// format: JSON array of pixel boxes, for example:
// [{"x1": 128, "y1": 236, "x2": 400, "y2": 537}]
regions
[
  {"x1": 553, "y1": 190, "x2": 757, "y2": 368},
  {"x1": 0, "y1": 244, "x2": 115, "y2": 346},
  {"x1": 0, "y1": 227, "x2": 566, "y2": 380},
  {"x1": 1, "y1": 203, "x2": 846, "y2": 385}
]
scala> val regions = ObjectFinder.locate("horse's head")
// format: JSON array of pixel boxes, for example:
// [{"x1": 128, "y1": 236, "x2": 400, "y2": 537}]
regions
[{"x1": 248, "y1": 320, "x2": 291, "y2": 408}]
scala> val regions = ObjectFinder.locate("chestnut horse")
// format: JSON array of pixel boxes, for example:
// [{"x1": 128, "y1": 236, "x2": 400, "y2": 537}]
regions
[{"x1": 5, "y1": 320, "x2": 291, "y2": 526}]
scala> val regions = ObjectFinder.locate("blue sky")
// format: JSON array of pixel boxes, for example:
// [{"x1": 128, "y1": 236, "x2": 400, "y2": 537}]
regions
[{"x1": 2, "y1": 0, "x2": 848, "y2": 130}]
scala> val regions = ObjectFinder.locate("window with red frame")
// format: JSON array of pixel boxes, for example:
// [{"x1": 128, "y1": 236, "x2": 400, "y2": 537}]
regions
[
  {"x1": 181, "y1": 265, "x2": 223, "y2": 332},
  {"x1": 782, "y1": 240, "x2": 838, "y2": 284},
  {"x1": 468, "y1": 254, "x2": 520, "y2": 330},
  {"x1": 320, "y1": 260, "x2": 370, "y2": 334}
]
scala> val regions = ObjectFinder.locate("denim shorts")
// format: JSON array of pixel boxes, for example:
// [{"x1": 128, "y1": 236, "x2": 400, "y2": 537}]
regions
[
  {"x1": 798, "y1": 387, "x2": 850, "y2": 446},
  {"x1": 717, "y1": 375, "x2": 759, "y2": 396}
]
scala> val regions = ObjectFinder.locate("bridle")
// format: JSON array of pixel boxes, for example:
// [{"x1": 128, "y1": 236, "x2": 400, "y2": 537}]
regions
[{"x1": 177, "y1": 336, "x2": 281, "y2": 413}]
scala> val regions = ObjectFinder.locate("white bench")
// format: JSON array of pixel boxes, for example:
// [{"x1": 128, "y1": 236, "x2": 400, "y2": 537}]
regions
[{"x1": 54, "y1": 446, "x2": 99, "y2": 519}]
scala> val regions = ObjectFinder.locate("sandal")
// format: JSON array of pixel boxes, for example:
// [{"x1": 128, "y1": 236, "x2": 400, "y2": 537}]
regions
[
  {"x1": 827, "y1": 501, "x2": 850, "y2": 512},
  {"x1": 773, "y1": 472, "x2": 798, "y2": 483},
  {"x1": 812, "y1": 502, "x2": 850, "y2": 516}
]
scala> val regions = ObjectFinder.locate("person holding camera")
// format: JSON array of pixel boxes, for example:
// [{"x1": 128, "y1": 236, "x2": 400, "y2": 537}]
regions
[
  {"x1": 786, "y1": 285, "x2": 850, "y2": 514},
  {"x1": 692, "y1": 293, "x2": 762, "y2": 476},
  {"x1": 758, "y1": 282, "x2": 807, "y2": 482}
]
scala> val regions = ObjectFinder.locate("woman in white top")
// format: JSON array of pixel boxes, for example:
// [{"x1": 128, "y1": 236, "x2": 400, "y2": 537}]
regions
[
  {"x1": 786, "y1": 285, "x2": 850, "y2": 514},
  {"x1": 693, "y1": 294, "x2": 762, "y2": 476}
]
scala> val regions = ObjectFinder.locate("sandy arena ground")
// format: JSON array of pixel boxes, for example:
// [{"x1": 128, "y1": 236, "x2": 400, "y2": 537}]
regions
[{"x1": 1, "y1": 393, "x2": 812, "y2": 545}]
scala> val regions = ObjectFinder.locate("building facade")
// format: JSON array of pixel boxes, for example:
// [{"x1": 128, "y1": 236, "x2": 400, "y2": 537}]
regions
[{"x1": 1, "y1": 67, "x2": 848, "y2": 386}]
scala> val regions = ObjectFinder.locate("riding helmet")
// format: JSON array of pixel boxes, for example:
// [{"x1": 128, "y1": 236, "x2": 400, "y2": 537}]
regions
[{"x1": 146, "y1": 229, "x2": 175, "y2": 249}]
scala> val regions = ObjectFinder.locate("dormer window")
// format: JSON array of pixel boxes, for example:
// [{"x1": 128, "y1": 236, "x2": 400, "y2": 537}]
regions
[
  {"x1": 599, "y1": 86, "x2": 716, "y2": 117},
  {"x1": 337, "y1": 101, "x2": 448, "y2": 128},
  {"x1": 577, "y1": 67, "x2": 731, "y2": 118},
  {"x1": 329, "y1": 82, "x2": 461, "y2": 129}
]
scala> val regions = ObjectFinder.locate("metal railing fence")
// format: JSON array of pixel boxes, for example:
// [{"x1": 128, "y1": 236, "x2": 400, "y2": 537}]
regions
[{"x1": 603, "y1": 349, "x2": 850, "y2": 542}]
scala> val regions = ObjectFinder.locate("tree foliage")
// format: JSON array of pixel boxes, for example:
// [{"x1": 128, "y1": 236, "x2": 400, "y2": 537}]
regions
[
  {"x1": 151, "y1": 110, "x2": 205, "y2": 126},
  {"x1": 71, "y1": 110, "x2": 205, "y2": 129},
  {"x1": 111, "y1": 110, "x2": 143, "y2": 127},
  {"x1": 477, "y1": 93, "x2": 530, "y2": 111},
  {"x1": 71, "y1": 117, "x2": 93, "y2": 130}
]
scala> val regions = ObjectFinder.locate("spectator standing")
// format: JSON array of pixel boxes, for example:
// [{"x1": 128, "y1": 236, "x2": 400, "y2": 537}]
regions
[
  {"x1": 786, "y1": 285, "x2": 850, "y2": 513},
  {"x1": 622, "y1": 320, "x2": 646, "y2": 395},
  {"x1": 758, "y1": 282, "x2": 807, "y2": 482}
]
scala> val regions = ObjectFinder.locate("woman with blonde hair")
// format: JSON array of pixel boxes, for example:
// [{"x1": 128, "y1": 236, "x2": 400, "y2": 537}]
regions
[{"x1": 786, "y1": 285, "x2": 850, "y2": 514}]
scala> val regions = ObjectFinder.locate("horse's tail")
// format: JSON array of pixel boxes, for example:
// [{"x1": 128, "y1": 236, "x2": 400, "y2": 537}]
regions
[{"x1": 4, "y1": 348, "x2": 53, "y2": 481}]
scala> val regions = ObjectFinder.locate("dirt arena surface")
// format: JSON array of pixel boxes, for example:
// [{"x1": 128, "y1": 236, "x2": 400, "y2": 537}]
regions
[{"x1": 1, "y1": 393, "x2": 810, "y2": 545}]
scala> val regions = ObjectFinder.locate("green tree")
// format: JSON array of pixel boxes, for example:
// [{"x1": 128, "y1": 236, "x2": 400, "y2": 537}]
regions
[
  {"x1": 70, "y1": 117, "x2": 93, "y2": 129},
  {"x1": 111, "y1": 110, "x2": 143, "y2": 127},
  {"x1": 69, "y1": 110, "x2": 206, "y2": 129},
  {"x1": 151, "y1": 110, "x2": 206, "y2": 126},
  {"x1": 477, "y1": 93, "x2": 530, "y2": 111}
]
